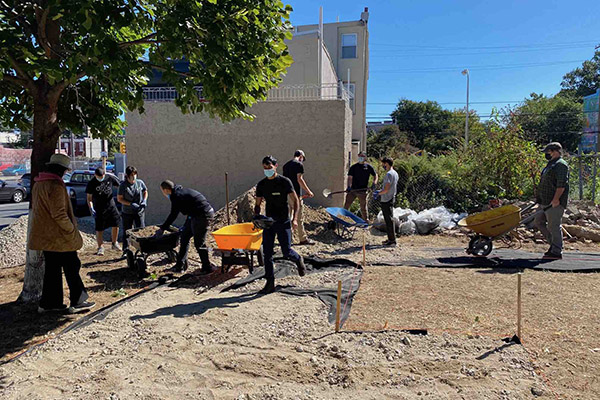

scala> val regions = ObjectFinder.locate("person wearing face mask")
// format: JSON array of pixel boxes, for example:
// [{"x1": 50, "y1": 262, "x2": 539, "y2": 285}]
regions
[
  {"x1": 283, "y1": 150, "x2": 314, "y2": 245},
  {"x1": 534, "y1": 142, "x2": 569, "y2": 259},
  {"x1": 374, "y1": 157, "x2": 399, "y2": 246},
  {"x1": 255, "y1": 155, "x2": 306, "y2": 294},
  {"x1": 117, "y1": 166, "x2": 148, "y2": 253},
  {"x1": 344, "y1": 151, "x2": 378, "y2": 222},
  {"x1": 86, "y1": 167, "x2": 121, "y2": 256},
  {"x1": 157, "y1": 180, "x2": 215, "y2": 273}
]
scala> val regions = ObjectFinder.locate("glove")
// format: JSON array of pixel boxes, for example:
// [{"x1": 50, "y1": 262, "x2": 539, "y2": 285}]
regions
[
  {"x1": 131, "y1": 203, "x2": 140, "y2": 211},
  {"x1": 373, "y1": 190, "x2": 381, "y2": 200},
  {"x1": 141, "y1": 199, "x2": 147, "y2": 207},
  {"x1": 346, "y1": 187, "x2": 352, "y2": 193}
]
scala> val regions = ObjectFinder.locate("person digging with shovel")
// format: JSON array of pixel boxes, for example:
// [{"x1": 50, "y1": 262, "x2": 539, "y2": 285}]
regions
[
  {"x1": 255, "y1": 155, "x2": 306, "y2": 294},
  {"x1": 344, "y1": 151, "x2": 378, "y2": 222}
]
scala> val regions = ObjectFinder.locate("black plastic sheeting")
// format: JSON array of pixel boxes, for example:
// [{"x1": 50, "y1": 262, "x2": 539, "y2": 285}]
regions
[
  {"x1": 377, "y1": 249, "x2": 600, "y2": 272},
  {"x1": 221, "y1": 256, "x2": 363, "y2": 324}
]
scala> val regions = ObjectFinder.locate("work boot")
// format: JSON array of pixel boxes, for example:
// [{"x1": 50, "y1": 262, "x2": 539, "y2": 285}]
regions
[
  {"x1": 258, "y1": 279, "x2": 275, "y2": 294},
  {"x1": 296, "y1": 256, "x2": 306, "y2": 277}
]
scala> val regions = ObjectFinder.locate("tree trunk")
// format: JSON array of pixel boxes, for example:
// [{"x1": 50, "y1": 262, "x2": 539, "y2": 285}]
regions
[{"x1": 17, "y1": 98, "x2": 62, "y2": 303}]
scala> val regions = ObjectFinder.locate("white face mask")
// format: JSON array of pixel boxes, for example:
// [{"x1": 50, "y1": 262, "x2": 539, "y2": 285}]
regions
[{"x1": 358, "y1": 157, "x2": 366, "y2": 163}]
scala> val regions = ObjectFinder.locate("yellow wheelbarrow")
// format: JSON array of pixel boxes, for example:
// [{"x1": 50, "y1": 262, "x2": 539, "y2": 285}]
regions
[{"x1": 458, "y1": 203, "x2": 543, "y2": 257}]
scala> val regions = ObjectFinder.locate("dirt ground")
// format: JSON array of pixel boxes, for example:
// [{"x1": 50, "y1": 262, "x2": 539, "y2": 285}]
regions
[{"x1": 1, "y1": 211, "x2": 599, "y2": 399}]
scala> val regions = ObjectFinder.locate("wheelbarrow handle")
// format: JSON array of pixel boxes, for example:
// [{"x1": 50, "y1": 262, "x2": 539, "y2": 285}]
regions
[{"x1": 520, "y1": 204, "x2": 552, "y2": 225}]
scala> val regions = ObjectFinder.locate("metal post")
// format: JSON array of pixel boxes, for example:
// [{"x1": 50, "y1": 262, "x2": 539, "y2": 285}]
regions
[
  {"x1": 462, "y1": 69, "x2": 470, "y2": 150},
  {"x1": 225, "y1": 172, "x2": 231, "y2": 225},
  {"x1": 318, "y1": 6, "x2": 323, "y2": 91},
  {"x1": 593, "y1": 150, "x2": 598, "y2": 204}
]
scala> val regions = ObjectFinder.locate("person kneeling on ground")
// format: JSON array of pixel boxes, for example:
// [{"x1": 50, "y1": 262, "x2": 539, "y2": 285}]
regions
[
  {"x1": 374, "y1": 157, "x2": 399, "y2": 246},
  {"x1": 29, "y1": 154, "x2": 95, "y2": 314},
  {"x1": 255, "y1": 155, "x2": 306, "y2": 294},
  {"x1": 86, "y1": 167, "x2": 121, "y2": 256},
  {"x1": 158, "y1": 180, "x2": 215, "y2": 274},
  {"x1": 534, "y1": 142, "x2": 569, "y2": 259}
]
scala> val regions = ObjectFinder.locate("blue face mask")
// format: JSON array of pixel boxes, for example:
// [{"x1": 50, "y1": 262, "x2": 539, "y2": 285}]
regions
[
  {"x1": 264, "y1": 169, "x2": 275, "y2": 178},
  {"x1": 167, "y1": 194, "x2": 171, "y2": 199},
  {"x1": 96, "y1": 176, "x2": 105, "y2": 182}
]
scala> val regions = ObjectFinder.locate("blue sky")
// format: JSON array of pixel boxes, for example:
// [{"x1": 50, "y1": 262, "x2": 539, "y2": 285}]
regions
[{"x1": 287, "y1": 0, "x2": 600, "y2": 122}]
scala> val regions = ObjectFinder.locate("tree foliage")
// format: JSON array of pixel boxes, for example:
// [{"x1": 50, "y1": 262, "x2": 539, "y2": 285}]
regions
[
  {"x1": 391, "y1": 99, "x2": 453, "y2": 150},
  {"x1": 505, "y1": 93, "x2": 584, "y2": 152},
  {"x1": 0, "y1": 0, "x2": 294, "y2": 138},
  {"x1": 559, "y1": 49, "x2": 600, "y2": 100}
]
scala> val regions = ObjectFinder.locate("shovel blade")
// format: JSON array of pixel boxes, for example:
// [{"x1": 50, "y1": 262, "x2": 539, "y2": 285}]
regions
[{"x1": 322, "y1": 188, "x2": 332, "y2": 198}]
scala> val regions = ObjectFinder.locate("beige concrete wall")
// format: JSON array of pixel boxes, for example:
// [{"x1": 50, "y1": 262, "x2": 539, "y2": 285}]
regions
[
  {"x1": 126, "y1": 100, "x2": 352, "y2": 226},
  {"x1": 284, "y1": 34, "x2": 319, "y2": 86}
]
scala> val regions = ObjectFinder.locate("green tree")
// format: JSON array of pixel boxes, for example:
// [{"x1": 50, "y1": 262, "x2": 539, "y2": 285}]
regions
[
  {"x1": 391, "y1": 99, "x2": 452, "y2": 150},
  {"x1": 506, "y1": 93, "x2": 584, "y2": 151},
  {"x1": 0, "y1": 0, "x2": 293, "y2": 302},
  {"x1": 367, "y1": 125, "x2": 409, "y2": 159},
  {"x1": 558, "y1": 49, "x2": 600, "y2": 100}
]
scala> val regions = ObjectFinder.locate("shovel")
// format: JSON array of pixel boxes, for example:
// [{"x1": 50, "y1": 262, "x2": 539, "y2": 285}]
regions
[{"x1": 322, "y1": 188, "x2": 368, "y2": 198}]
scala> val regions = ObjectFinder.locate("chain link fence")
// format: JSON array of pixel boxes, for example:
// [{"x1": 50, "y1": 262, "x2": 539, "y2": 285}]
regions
[{"x1": 566, "y1": 152, "x2": 600, "y2": 204}]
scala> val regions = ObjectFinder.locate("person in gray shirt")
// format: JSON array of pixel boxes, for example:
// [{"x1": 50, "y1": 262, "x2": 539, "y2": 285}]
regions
[
  {"x1": 374, "y1": 157, "x2": 399, "y2": 246},
  {"x1": 117, "y1": 166, "x2": 148, "y2": 253}
]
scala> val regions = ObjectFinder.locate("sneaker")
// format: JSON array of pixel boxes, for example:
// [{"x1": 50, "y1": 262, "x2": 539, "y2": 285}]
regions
[
  {"x1": 111, "y1": 243, "x2": 121, "y2": 251},
  {"x1": 258, "y1": 280, "x2": 275, "y2": 294},
  {"x1": 296, "y1": 256, "x2": 306, "y2": 277},
  {"x1": 199, "y1": 265, "x2": 217, "y2": 275},
  {"x1": 382, "y1": 240, "x2": 397, "y2": 246},
  {"x1": 542, "y1": 251, "x2": 562, "y2": 260},
  {"x1": 96, "y1": 247, "x2": 105, "y2": 256},
  {"x1": 37, "y1": 304, "x2": 68, "y2": 314},
  {"x1": 298, "y1": 240, "x2": 315, "y2": 246},
  {"x1": 68, "y1": 301, "x2": 96, "y2": 314}
]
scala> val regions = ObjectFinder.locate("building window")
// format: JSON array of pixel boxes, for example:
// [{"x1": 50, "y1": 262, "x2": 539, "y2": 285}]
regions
[
  {"x1": 341, "y1": 33, "x2": 357, "y2": 59},
  {"x1": 343, "y1": 82, "x2": 356, "y2": 114}
]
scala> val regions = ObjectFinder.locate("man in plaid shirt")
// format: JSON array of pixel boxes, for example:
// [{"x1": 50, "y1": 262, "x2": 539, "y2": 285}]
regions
[{"x1": 534, "y1": 142, "x2": 569, "y2": 259}]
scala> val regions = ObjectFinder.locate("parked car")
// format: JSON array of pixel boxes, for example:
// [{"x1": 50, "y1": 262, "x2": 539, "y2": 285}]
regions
[
  {"x1": 63, "y1": 172, "x2": 72, "y2": 183},
  {"x1": 89, "y1": 161, "x2": 114, "y2": 173},
  {"x1": 0, "y1": 179, "x2": 27, "y2": 203},
  {"x1": 65, "y1": 170, "x2": 121, "y2": 216},
  {"x1": 18, "y1": 173, "x2": 31, "y2": 197},
  {"x1": 0, "y1": 163, "x2": 13, "y2": 172},
  {"x1": 2, "y1": 164, "x2": 29, "y2": 176}
]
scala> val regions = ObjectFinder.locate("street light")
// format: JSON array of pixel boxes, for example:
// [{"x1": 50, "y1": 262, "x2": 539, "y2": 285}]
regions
[{"x1": 462, "y1": 69, "x2": 470, "y2": 150}]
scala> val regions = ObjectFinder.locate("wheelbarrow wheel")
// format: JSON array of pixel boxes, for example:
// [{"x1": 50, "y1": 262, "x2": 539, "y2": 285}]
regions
[
  {"x1": 468, "y1": 235, "x2": 493, "y2": 257},
  {"x1": 135, "y1": 258, "x2": 148, "y2": 278},
  {"x1": 167, "y1": 250, "x2": 177, "y2": 263},
  {"x1": 125, "y1": 250, "x2": 135, "y2": 270}
]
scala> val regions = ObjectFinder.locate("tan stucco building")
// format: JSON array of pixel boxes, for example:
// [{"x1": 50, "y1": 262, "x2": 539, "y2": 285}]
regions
[{"x1": 126, "y1": 10, "x2": 369, "y2": 225}]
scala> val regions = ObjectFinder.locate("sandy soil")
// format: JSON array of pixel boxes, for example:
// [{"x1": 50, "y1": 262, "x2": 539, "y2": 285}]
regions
[
  {"x1": 1, "y1": 267, "x2": 549, "y2": 400},
  {"x1": 1, "y1": 206, "x2": 599, "y2": 399}
]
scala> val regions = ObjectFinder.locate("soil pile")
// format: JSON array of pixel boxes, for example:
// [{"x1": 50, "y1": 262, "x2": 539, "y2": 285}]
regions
[{"x1": 0, "y1": 216, "x2": 96, "y2": 269}]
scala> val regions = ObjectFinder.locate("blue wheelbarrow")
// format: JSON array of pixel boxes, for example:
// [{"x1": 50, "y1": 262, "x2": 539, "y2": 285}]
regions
[{"x1": 326, "y1": 207, "x2": 369, "y2": 240}]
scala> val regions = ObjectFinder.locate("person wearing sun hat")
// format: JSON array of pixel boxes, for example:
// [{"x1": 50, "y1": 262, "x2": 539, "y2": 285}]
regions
[{"x1": 29, "y1": 153, "x2": 95, "y2": 314}]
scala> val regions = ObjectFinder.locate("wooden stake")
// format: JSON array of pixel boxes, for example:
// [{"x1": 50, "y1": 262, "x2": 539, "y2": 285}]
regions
[
  {"x1": 362, "y1": 229, "x2": 366, "y2": 268},
  {"x1": 335, "y1": 280, "x2": 342, "y2": 332},
  {"x1": 225, "y1": 172, "x2": 230, "y2": 226},
  {"x1": 517, "y1": 273, "x2": 522, "y2": 340}
]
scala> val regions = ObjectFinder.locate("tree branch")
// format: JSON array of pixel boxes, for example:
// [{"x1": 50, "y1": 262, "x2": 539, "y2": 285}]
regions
[
  {"x1": 2, "y1": 74, "x2": 29, "y2": 88},
  {"x1": 37, "y1": 7, "x2": 53, "y2": 58},
  {"x1": 6, "y1": 54, "x2": 35, "y2": 89},
  {"x1": 145, "y1": 62, "x2": 202, "y2": 80},
  {"x1": 118, "y1": 33, "x2": 159, "y2": 48}
]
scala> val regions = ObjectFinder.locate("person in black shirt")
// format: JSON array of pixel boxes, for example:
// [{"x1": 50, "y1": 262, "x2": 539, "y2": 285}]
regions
[
  {"x1": 158, "y1": 180, "x2": 215, "y2": 273},
  {"x1": 86, "y1": 168, "x2": 121, "y2": 256},
  {"x1": 344, "y1": 151, "x2": 378, "y2": 221},
  {"x1": 282, "y1": 150, "x2": 314, "y2": 245},
  {"x1": 255, "y1": 155, "x2": 305, "y2": 294}
]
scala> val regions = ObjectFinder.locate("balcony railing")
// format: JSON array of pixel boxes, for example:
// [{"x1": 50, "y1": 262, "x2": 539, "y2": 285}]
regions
[{"x1": 142, "y1": 82, "x2": 352, "y2": 106}]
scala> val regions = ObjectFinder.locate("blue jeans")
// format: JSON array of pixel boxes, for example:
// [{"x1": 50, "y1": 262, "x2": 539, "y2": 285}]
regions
[{"x1": 262, "y1": 220, "x2": 301, "y2": 281}]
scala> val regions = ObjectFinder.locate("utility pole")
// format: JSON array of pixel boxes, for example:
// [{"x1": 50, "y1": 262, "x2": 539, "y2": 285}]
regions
[{"x1": 462, "y1": 69, "x2": 470, "y2": 150}]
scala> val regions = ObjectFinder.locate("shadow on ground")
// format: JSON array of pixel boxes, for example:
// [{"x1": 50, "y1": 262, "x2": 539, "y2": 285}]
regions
[
  {"x1": 0, "y1": 301, "x2": 69, "y2": 361},
  {"x1": 130, "y1": 292, "x2": 260, "y2": 321}
]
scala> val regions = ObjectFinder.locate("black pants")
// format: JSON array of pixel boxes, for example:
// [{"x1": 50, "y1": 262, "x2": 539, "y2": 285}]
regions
[
  {"x1": 40, "y1": 251, "x2": 86, "y2": 308},
  {"x1": 263, "y1": 219, "x2": 301, "y2": 281},
  {"x1": 381, "y1": 200, "x2": 396, "y2": 242},
  {"x1": 178, "y1": 216, "x2": 211, "y2": 270},
  {"x1": 122, "y1": 212, "x2": 145, "y2": 251}
]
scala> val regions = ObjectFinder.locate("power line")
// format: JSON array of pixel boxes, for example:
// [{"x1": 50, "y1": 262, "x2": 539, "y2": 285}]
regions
[
  {"x1": 369, "y1": 40, "x2": 600, "y2": 50},
  {"x1": 370, "y1": 45, "x2": 596, "y2": 58},
  {"x1": 368, "y1": 101, "x2": 522, "y2": 105},
  {"x1": 371, "y1": 60, "x2": 586, "y2": 73}
]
